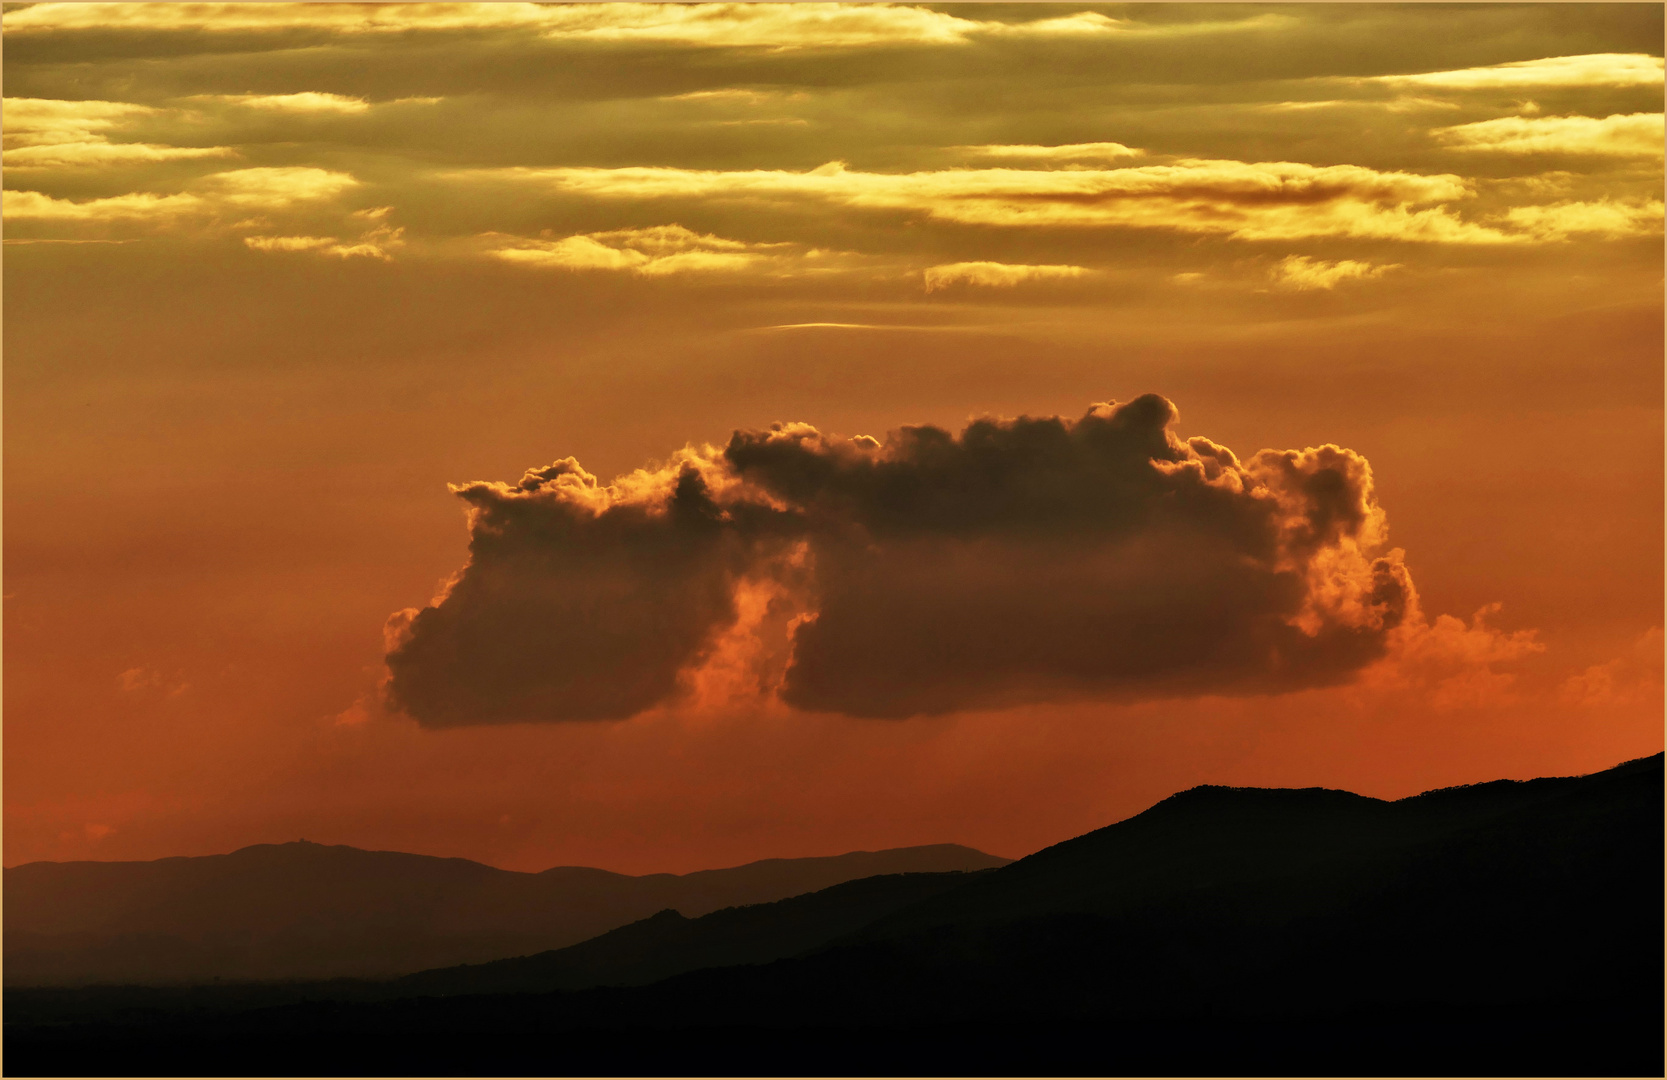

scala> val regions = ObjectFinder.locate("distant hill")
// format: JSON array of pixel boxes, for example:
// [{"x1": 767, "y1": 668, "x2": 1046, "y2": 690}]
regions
[
  {"x1": 7, "y1": 754, "x2": 1660, "y2": 1077},
  {"x1": 3, "y1": 842, "x2": 1009, "y2": 986}
]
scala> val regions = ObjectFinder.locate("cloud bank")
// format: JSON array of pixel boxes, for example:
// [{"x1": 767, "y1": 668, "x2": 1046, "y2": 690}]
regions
[{"x1": 385, "y1": 396, "x2": 1420, "y2": 725}]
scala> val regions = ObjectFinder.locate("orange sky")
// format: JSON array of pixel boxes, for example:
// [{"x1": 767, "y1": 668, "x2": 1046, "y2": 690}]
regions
[{"x1": 5, "y1": 3, "x2": 1662, "y2": 874}]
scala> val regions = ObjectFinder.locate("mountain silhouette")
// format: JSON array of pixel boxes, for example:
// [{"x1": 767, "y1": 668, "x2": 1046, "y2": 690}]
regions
[
  {"x1": 4, "y1": 842, "x2": 1008, "y2": 985},
  {"x1": 856, "y1": 752, "x2": 1662, "y2": 955},
  {"x1": 7, "y1": 754, "x2": 1660, "y2": 1077}
]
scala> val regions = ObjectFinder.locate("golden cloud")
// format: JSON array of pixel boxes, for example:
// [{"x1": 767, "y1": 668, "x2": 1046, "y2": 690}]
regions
[
  {"x1": 664, "y1": 88, "x2": 803, "y2": 105},
  {"x1": 197, "y1": 92, "x2": 373, "y2": 114},
  {"x1": 2, "y1": 92, "x2": 443, "y2": 171},
  {"x1": 241, "y1": 206, "x2": 404, "y2": 260},
  {"x1": 1501, "y1": 198, "x2": 1665, "y2": 241},
  {"x1": 243, "y1": 235, "x2": 339, "y2": 253},
  {"x1": 4, "y1": 98, "x2": 155, "y2": 146},
  {"x1": 923, "y1": 261, "x2": 1088, "y2": 291},
  {"x1": 3, "y1": 189, "x2": 206, "y2": 222},
  {"x1": 958, "y1": 142, "x2": 1145, "y2": 163},
  {"x1": 1434, "y1": 113, "x2": 1665, "y2": 156},
  {"x1": 1371, "y1": 53, "x2": 1665, "y2": 90},
  {"x1": 485, "y1": 223, "x2": 859, "y2": 277},
  {"x1": 4, "y1": 167, "x2": 361, "y2": 232},
  {"x1": 195, "y1": 166, "x2": 363, "y2": 206},
  {"x1": 1255, "y1": 97, "x2": 1462, "y2": 114},
  {"x1": 1271, "y1": 255, "x2": 1401, "y2": 291},
  {"x1": 3, "y1": 142, "x2": 234, "y2": 168},
  {"x1": 186, "y1": 92, "x2": 443, "y2": 113},
  {"x1": 2, "y1": 97, "x2": 234, "y2": 170},
  {"x1": 245, "y1": 229, "x2": 402, "y2": 261}
]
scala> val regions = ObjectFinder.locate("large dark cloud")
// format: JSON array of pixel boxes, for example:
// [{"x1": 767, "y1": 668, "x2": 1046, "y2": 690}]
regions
[
  {"x1": 385, "y1": 395, "x2": 1413, "y2": 725},
  {"x1": 384, "y1": 459, "x2": 783, "y2": 726}
]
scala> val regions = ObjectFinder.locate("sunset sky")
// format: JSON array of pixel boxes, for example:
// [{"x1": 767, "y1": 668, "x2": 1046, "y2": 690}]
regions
[{"x1": 5, "y1": 2, "x2": 1662, "y2": 874}]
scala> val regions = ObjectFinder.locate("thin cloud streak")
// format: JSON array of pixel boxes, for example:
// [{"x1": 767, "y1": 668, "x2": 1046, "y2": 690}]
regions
[
  {"x1": 740, "y1": 322, "x2": 1007, "y2": 333},
  {"x1": 959, "y1": 142, "x2": 1145, "y2": 162}
]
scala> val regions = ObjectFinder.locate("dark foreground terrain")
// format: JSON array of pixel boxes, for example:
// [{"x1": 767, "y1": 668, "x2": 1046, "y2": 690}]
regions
[{"x1": 7, "y1": 753, "x2": 1661, "y2": 1077}]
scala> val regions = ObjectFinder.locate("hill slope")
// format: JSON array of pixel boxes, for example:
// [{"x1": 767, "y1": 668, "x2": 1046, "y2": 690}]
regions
[
  {"x1": 391, "y1": 868, "x2": 992, "y2": 998},
  {"x1": 3, "y1": 842, "x2": 1009, "y2": 985}
]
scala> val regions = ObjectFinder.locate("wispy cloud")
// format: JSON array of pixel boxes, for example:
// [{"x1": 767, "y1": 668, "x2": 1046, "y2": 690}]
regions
[
  {"x1": 1271, "y1": 255, "x2": 1401, "y2": 291},
  {"x1": 1434, "y1": 113, "x2": 1664, "y2": 156},
  {"x1": 1500, "y1": 198, "x2": 1665, "y2": 241},
  {"x1": 957, "y1": 142, "x2": 1144, "y2": 164},
  {"x1": 924, "y1": 261, "x2": 1088, "y2": 291},
  {"x1": 1367, "y1": 53, "x2": 1664, "y2": 90},
  {"x1": 484, "y1": 223, "x2": 857, "y2": 277},
  {"x1": 4, "y1": 167, "x2": 361, "y2": 229},
  {"x1": 2, "y1": 97, "x2": 233, "y2": 169},
  {"x1": 3, "y1": 98, "x2": 155, "y2": 146},
  {"x1": 1559, "y1": 628, "x2": 1664, "y2": 708},
  {"x1": 194, "y1": 92, "x2": 373, "y2": 114},
  {"x1": 188, "y1": 92, "x2": 443, "y2": 113},
  {"x1": 4, "y1": 142, "x2": 234, "y2": 168},
  {"x1": 244, "y1": 208, "x2": 404, "y2": 261},
  {"x1": 1253, "y1": 97, "x2": 1462, "y2": 114}
]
